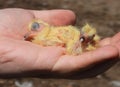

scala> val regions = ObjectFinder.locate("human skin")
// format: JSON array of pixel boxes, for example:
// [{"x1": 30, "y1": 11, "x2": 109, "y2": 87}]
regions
[{"x1": 0, "y1": 8, "x2": 119, "y2": 79}]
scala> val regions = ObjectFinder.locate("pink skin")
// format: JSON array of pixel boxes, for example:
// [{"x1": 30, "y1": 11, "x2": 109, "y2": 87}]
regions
[{"x1": 0, "y1": 8, "x2": 119, "y2": 78}]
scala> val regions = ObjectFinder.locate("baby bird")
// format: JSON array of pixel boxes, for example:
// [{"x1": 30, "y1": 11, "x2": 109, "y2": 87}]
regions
[{"x1": 24, "y1": 20, "x2": 100, "y2": 55}]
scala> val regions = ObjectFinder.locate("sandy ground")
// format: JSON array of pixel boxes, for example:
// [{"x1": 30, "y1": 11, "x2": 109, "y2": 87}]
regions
[{"x1": 0, "y1": 0, "x2": 120, "y2": 87}]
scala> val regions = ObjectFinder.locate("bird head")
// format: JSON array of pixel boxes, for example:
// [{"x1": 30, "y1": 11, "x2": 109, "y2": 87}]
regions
[{"x1": 24, "y1": 20, "x2": 49, "y2": 41}]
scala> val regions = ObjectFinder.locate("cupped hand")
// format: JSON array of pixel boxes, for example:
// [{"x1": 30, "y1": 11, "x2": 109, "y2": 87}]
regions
[{"x1": 0, "y1": 8, "x2": 119, "y2": 79}]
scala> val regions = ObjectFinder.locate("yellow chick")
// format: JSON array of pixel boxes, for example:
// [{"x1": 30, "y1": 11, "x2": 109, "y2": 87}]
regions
[{"x1": 25, "y1": 20, "x2": 100, "y2": 55}]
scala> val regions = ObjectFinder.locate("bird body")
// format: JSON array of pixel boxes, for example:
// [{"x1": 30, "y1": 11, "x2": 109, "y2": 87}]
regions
[{"x1": 25, "y1": 20, "x2": 100, "y2": 55}]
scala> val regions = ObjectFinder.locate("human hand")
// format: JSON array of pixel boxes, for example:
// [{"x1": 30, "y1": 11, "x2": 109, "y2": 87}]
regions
[{"x1": 0, "y1": 8, "x2": 119, "y2": 79}]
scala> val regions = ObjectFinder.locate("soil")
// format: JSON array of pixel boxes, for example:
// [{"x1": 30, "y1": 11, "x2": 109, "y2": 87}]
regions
[{"x1": 0, "y1": 0, "x2": 120, "y2": 87}]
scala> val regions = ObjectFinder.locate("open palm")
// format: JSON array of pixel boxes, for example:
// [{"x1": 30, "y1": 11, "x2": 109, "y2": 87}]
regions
[{"x1": 0, "y1": 8, "x2": 119, "y2": 79}]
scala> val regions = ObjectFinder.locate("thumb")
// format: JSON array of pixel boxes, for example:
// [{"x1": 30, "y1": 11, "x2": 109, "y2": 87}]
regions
[{"x1": 30, "y1": 10, "x2": 76, "y2": 26}]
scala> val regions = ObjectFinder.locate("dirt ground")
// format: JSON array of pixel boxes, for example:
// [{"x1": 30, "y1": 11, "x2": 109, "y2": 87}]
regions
[{"x1": 0, "y1": 0, "x2": 120, "y2": 87}]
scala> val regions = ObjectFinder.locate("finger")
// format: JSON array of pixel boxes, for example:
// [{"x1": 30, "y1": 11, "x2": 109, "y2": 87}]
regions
[
  {"x1": 30, "y1": 10, "x2": 76, "y2": 26},
  {"x1": 52, "y1": 45, "x2": 119, "y2": 73},
  {"x1": 111, "y1": 32, "x2": 120, "y2": 43},
  {"x1": 96, "y1": 32, "x2": 120, "y2": 47},
  {"x1": 99, "y1": 37, "x2": 111, "y2": 46}
]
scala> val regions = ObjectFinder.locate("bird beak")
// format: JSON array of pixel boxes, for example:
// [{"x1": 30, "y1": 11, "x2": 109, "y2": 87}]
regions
[{"x1": 24, "y1": 32, "x2": 36, "y2": 41}]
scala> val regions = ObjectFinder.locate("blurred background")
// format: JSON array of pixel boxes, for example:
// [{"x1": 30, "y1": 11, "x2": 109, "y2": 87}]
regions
[{"x1": 0, "y1": 0, "x2": 120, "y2": 87}]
